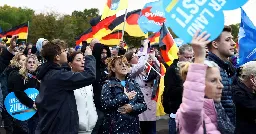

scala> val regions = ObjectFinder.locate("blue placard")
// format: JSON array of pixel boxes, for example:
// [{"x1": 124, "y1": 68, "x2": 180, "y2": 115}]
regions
[
  {"x1": 163, "y1": 0, "x2": 248, "y2": 43},
  {"x1": 138, "y1": 0, "x2": 166, "y2": 33},
  {"x1": 4, "y1": 88, "x2": 39, "y2": 121}
]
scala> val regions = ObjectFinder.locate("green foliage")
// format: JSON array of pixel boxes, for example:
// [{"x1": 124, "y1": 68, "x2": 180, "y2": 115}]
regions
[
  {"x1": 0, "y1": 5, "x2": 99, "y2": 47},
  {"x1": 229, "y1": 23, "x2": 240, "y2": 42}
]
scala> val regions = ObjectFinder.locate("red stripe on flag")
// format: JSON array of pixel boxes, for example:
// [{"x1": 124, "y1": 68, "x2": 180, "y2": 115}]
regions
[{"x1": 4, "y1": 27, "x2": 28, "y2": 36}]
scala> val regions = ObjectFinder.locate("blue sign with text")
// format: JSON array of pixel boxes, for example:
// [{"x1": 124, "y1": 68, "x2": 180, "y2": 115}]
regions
[
  {"x1": 4, "y1": 88, "x2": 39, "y2": 121},
  {"x1": 163, "y1": 0, "x2": 248, "y2": 43}
]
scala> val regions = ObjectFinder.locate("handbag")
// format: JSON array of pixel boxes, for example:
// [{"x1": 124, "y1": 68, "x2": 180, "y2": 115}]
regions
[{"x1": 74, "y1": 85, "x2": 98, "y2": 132}]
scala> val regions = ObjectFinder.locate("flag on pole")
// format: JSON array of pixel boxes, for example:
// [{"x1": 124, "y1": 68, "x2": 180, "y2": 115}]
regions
[
  {"x1": 75, "y1": 28, "x2": 93, "y2": 46},
  {"x1": 0, "y1": 22, "x2": 29, "y2": 44},
  {"x1": 108, "y1": 9, "x2": 148, "y2": 38},
  {"x1": 237, "y1": 8, "x2": 256, "y2": 66},
  {"x1": 90, "y1": 15, "x2": 117, "y2": 40},
  {"x1": 148, "y1": 32, "x2": 160, "y2": 46},
  {"x1": 100, "y1": 30, "x2": 123, "y2": 46},
  {"x1": 101, "y1": 0, "x2": 128, "y2": 20},
  {"x1": 159, "y1": 23, "x2": 178, "y2": 66}
]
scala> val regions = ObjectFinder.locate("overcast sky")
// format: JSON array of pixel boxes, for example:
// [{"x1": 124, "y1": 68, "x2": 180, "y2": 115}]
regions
[{"x1": 1, "y1": 0, "x2": 256, "y2": 25}]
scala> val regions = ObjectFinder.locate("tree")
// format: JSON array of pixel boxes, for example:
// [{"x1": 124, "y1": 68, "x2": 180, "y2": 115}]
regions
[
  {"x1": 230, "y1": 23, "x2": 240, "y2": 42},
  {"x1": 0, "y1": 5, "x2": 34, "y2": 31}
]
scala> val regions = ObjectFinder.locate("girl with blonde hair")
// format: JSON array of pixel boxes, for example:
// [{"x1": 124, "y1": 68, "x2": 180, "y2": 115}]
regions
[{"x1": 8, "y1": 54, "x2": 39, "y2": 134}]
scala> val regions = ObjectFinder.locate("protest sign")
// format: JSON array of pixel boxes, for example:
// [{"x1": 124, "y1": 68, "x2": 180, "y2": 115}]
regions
[
  {"x1": 163, "y1": 0, "x2": 248, "y2": 43},
  {"x1": 4, "y1": 88, "x2": 39, "y2": 121},
  {"x1": 138, "y1": 0, "x2": 166, "y2": 33}
]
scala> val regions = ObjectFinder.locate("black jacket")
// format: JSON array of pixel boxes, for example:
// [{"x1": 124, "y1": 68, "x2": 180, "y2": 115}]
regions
[
  {"x1": 35, "y1": 55, "x2": 96, "y2": 134},
  {"x1": 207, "y1": 52, "x2": 236, "y2": 125},
  {"x1": 101, "y1": 76, "x2": 147, "y2": 133},
  {"x1": 162, "y1": 59, "x2": 183, "y2": 114},
  {"x1": 92, "y1": 43, "x2": 111, "y2": 109},
  {"x1": 0, "y1": 48, "x2": 14, "y2": 74},
  {"x1": 233, "y1": 79, "x2": 256, "y2": 134},
  {"x1": 8, "y1": 70, "x2": 39, "y2": 108}
]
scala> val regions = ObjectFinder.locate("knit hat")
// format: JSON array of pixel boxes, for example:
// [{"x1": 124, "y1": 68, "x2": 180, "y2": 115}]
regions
[
  {"x1": 75, "y1": 45, "x2": 82, "y2": 51},
  {"x1": 36, "y1": 38, "x2": 47, "y2": 52}
]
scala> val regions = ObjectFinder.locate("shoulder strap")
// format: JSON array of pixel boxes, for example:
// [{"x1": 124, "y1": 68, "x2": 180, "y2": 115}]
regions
[{"x1": 203, "y1": 120, "x2": 206, "y2": 134}]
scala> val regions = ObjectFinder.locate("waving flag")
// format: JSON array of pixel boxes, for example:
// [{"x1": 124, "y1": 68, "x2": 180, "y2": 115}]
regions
[
  {"x1": 101, "y1": 0, "x2": 128, "y2": 20},
  {"x1": 156, "y1": 63, "x2": 166, "y2": 116},
  {"x1": 0, "y1": 22, "x2": 29, "y2": 43},
  {"x1": 148, "y1": 32, "x2": 160, "y2": 46},
  {"x1": 108, "y1": 9, "x2": 148, "y2": 37},
  {"x1": 159, "y1": 23, "x2": 178, "y2": 65},
  {"x1": 138, "y1": 0, "x2": 166, "y2": 33},
  {"x1": 100, "y1": 30, "x2": 122, "y2": 46},
  {"x1": 237, "y1": 8, "x2": 256, "y2": 66},
  {"x1": 90, "y1": 15, "x2": 117, "y2": 40},
  {"x1": 75, "y1": 28, "x2": 93, "y2": 46}
]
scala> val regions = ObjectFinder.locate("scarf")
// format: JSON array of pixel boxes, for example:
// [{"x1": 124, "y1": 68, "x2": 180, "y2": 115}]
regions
[{"x1": 214, "y1": 102, "x2": 235, "y2": 134}]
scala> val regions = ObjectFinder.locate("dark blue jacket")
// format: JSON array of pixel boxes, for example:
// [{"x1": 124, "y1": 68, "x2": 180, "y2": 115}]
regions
[
  {"x1": 101, "y1": 76, "x2": 147, "y2": 134},
  {"x1": 207, "y1": 52, "x2": 236, "y2": 125},
  {"x1": 35, "y1": 55, "x2": 96, "y2": 134}
]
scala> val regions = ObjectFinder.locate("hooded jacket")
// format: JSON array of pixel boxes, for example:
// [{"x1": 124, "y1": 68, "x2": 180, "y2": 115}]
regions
[
  {"x1": 92, "y1": 43, "x2": 111, "y2": 109},
  {"x1": 35, "y1": 55, "x2": 96, "y2": 134}
]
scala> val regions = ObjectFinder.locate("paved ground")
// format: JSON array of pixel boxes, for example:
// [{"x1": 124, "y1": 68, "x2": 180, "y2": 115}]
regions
[{"x1": 156, "y1": 115, "x2": 169, "y2": 134}]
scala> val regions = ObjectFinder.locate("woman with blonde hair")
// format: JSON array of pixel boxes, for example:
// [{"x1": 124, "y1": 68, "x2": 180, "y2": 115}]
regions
[
  {"x1": 233, "y1": 61, "x2": 256, "y2": 134},
  {"x1": 8, "y1": 54, "x2": 39, "y2": 134},
  {"x1": 176, "y1": 31, "x2": 235, "y2": 134}
]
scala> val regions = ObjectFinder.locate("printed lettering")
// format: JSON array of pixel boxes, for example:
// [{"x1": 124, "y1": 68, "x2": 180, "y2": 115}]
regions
[
  {"x1": 18, "y1": 103, "x2": 22, "y2": 111},
  {"x1": 197, "y1": 13, "x2": 209, "y2": 25},
  {"x1": 195, "y1": 0, "x2": 208, "y2": 6},
  {"x1": 216, "y1": 0, "x2": 226, "y2": 6},
  {"x1": 176, "y1": 7, "x2": 194, "y2": 27},
  {"x1": 200, "y1": 8, "x2": 214, "y2": 18},
  {"x1": 208, "y1": 0, "x2": 222, "y2": 11},
  {"x1": 191, "y1": 20, "x2": 205, "y2": 30},
  {"x1": 10, "y1": 104, "x2": 13, "y2": 112},
  {"x1": 182, "y1": 0, "x2": 199, "y2": 14},
  {"x1": 187, "y1": 26, "x2": 196, "y2": 36}
]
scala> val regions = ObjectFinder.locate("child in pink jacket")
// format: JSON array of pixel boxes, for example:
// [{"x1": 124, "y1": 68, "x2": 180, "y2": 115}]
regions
[{"x1": 175, "y1": 31, "x2": 235, "y2": 134}]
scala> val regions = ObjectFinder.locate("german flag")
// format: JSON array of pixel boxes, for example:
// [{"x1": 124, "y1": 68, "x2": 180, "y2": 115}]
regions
[
  {"x1": 100, "y1": 30, "x2": 122, "y2": 46},
  {"x1": 90, "y1": 15, "x2": 117, "y2": 40},
  {"x1": 148, "y1": 32, "x2": 160, "y2": 46},
  {"x1": 156, "y1": 63, "x2": 166, "y2": 116},
  {"x1": 159, "y1": 23, "x2": 178, "y2": 66},
  {"x1": 75, "y1": 28, "x2": 93, "y2": 46},
  {"x1": 101, "y1": 0, "x2": 128, "y2": 20},
  {"x1": 0, "y1": 22, "x2": 29, "y2": 43},
  {"x1": 108, "y1": 9, "x2": 148, "y2": 38}
]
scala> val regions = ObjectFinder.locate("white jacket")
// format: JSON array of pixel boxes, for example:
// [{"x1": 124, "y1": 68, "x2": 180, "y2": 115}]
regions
[{"x1": 74, "y1": 85, "x2": 98, "y2": 134}]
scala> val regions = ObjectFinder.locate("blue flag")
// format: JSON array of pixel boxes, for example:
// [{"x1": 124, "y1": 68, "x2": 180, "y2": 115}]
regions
[
  {"x1": 138, "y1": 0, "x2": 166, "y2": 33},
  {"x1": 237, "y1": 8, "x2": 256, "y2": 67},
  {"x1": 0, "y1": 27, "x2": 2, "y2": 33}
]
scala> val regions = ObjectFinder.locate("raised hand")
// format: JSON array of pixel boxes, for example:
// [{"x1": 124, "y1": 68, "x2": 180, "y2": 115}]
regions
[
  {"x1": 124, "y1": 88, "x2": 137, "y2": 100},
  {"x1": 191, "y1": 30, "x2": 211, "y2": 64},
  {"x1": 84, "y1": 46, "x2": 92, "y2": 56},
  {"x1": 118, "y1": 104, "x2": 133, "y2": 114}
]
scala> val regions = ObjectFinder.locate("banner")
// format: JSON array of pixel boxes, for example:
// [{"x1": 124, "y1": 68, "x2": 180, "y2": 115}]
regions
[
  {"x1": 4, "y1": 88, "x2": 39, "y2": 121},
  {"x1": 163, "y1": 0, "x2": 248, "y2": 43},
  {"x1": 237, "y1": 8, "x2": 256, "y2": 66},
  {"x1": 138, "y1": 0, "x2": 166, "y2": 33}
]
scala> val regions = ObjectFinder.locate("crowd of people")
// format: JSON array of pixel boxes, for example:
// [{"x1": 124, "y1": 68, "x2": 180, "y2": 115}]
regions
[{"x1": 0, "y1": 25, "x2": 255, "y2": 134}]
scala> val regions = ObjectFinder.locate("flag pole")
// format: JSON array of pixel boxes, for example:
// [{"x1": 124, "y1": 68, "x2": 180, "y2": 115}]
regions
[{"x1": 121, "y1": 9, "x2": 128, "y2": 41}]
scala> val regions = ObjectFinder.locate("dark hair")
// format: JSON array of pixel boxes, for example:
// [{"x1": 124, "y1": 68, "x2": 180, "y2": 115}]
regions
[
  {"x1": 68, "y1": 51, "x2": 83, "y2": 63},
  {"x1": 207, "y1": 25, "x2": 232, "y2": 50},
  {"x1": 41, "y1": 39, "x2": 67, "y2": 62},
  {"x1": 124, "y1": 52, "x2": 134, "y2": 62}
]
